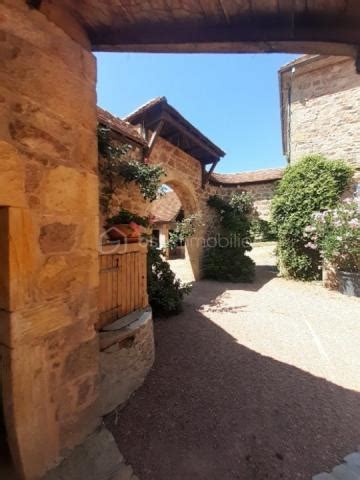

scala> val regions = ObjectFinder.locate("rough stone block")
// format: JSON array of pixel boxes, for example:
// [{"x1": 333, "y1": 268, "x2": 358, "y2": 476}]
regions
[
  {"x1": 100, "y1": 309, "x2": 155, "y2": 416},
  {"x1": 44, "y1": 427, "x2": 124, "y2": 480},
  {"x1": 39, "y1": 222, "x2": 77, "y2": 254},
  {"x1": 43, "y1": 166, "x2": 98, "y2": 215}
]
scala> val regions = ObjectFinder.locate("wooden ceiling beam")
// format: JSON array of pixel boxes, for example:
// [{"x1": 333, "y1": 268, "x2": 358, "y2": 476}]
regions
[
  {"x1": 91, "y1": 16, "x2": 360, "y2": 52},
  {"x1": 161, "y1": 112, "x2": 223, "y2": 162}
]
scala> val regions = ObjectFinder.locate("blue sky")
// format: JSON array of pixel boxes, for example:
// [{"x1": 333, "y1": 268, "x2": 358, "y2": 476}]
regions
[{"x1": 96, "y1": 53, "x2": 297, "y2": 173}]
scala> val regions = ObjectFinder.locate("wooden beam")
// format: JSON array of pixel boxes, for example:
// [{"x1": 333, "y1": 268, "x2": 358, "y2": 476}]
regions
[
  {"x1": 161, "y1": 112, "x2": 223, "y2": 162},
  {"x1": 91, "y1": 16, "x2": 360, "y2": 52},
  {"x1": 204, "y1": 159, "x2": 220, "y2": 186},
  {"x1": 146, "y1": 120, "x2": 164, "y2": 158}
]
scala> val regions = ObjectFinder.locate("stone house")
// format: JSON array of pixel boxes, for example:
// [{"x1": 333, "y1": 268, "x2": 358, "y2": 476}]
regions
[{"x1": 279, "y1": 55, "x2": 360, "y2": 171}]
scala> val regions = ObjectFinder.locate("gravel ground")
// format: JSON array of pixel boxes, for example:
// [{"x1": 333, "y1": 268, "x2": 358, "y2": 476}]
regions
[{"x1": 107, "y1": 246, "x2": 360, "y2": 480}]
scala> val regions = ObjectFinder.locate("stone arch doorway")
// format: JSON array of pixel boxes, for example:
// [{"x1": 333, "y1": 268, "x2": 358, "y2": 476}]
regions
[
  {"x1": 151, "y1": 178, "x2": 202, "y2": 281},
  {"x1": 125, "y1": 97, "x2": 224, "y2": 281}
]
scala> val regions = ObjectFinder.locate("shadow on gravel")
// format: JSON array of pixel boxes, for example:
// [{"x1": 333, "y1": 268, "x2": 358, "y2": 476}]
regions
[{"x1": 106, "y1": 280, "x2": 360, "y2": 480}]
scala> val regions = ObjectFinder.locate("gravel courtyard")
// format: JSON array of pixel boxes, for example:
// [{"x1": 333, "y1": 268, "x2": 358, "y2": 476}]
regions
[{"x1": 107, "y1": 246, "x2": 360, "y2": 480}]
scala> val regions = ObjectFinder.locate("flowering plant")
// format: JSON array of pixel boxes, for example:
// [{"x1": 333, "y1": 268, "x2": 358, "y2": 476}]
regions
[
  {"x1": 304, "y1": 198, "x2": 360, "y2": 273},
  {"x1": 106, "y1": 209, "x2": 150, "y2": 228}
]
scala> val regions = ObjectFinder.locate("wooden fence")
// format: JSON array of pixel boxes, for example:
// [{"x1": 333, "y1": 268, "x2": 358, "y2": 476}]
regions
[{"x1": 98, "y1": 243, "x2": 148, "y2": 330}]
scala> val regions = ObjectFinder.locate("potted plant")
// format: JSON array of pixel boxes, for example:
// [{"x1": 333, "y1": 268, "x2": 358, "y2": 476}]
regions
[
  {"x1": 304, "y1": 197, "x2": 360, "y2": 297},
  {"x1": 105, "y1": 209, "x2": 149, "y2": 243}
]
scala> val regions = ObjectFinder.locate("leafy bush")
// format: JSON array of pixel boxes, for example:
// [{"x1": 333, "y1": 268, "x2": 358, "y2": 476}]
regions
[
  {"x1": 203, "y1": 247, "x2": 255, "y2": 282},
  {"x1": 304, "y1": 198, "x2": 360, "y2": 273},
  {"x1": 271, "y1": 155, "x2": 353, "y2": 280},
  {"x1": 147, "y1": 245, "x2": 191, "y2": 317},
  {"x1": 204, "y1": 192, "x2": 255, "y2": 282},
  {"x1": 250, "y1": 218, "x2": 277, "y2": 242}
]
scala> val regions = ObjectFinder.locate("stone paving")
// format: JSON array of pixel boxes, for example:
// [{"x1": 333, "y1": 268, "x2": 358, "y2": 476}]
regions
[{"x1": 313, "y1": 450, "x2": 360, "y2": 480}]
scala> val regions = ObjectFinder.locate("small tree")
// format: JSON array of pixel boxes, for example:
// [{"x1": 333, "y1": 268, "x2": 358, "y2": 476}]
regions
[{"x1": 271, "y1": 155, "x2": 353, "y2": 280}]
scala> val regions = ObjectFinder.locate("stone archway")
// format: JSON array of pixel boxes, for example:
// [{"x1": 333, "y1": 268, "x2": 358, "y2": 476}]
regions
[
  {"x1": 147, "y1": 136, "x2": 207, "y2": 281},
  {"x1": 160, "y1": 178, "x2": 202, "y2": 281}
]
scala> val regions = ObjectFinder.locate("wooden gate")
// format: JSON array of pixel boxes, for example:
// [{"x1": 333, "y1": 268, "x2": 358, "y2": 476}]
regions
[{"x1": 98, "y1": 243, "x2": 148, "y2": 329}]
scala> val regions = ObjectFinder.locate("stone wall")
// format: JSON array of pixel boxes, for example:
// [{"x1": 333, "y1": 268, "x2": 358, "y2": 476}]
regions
[
  {"x1": 285, "y1": 56, "x2": 360, "y2": 168},
  {"x1": 0, "y1": 2, "x2": 100, "y2": 478},
  {"x1": 208, "y1": 181, "x2": 279, "y2": 221}
]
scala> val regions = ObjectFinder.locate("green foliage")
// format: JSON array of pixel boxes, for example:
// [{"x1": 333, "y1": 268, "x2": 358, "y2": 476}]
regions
[
  {"x1": 203, "y1": 247, "x2": 255, "y2": 282},
  {"x1": 207, "y1": 192, "x2": 253, "y2": 236},
  {"x1": 167, "y1": 213, "x2": 201, "y2": 251},
  {"x1": 106, "y1": 209, "x2": 149, "y2": 227},
  {"x1": 250, "y1": 218, "x2": 277, "y2": 242},
  {"x1": 204, "y1": 192, "x2": 255, "y2": 282},
  {"x1": 304, "y1": 199, "x2": 360, "y2": 273},
  {"x1": 271, "y1": 154, "x2": 353, "y2": 280},
  {"x1": 98, "y1": 125, "x2": 132, "y2": 212},
  {"x1": 97, "y1": 124, "x2": 165, "y2": 207},
  {"x1": 147, "y1": 245, "x2": 191, "y2": 316},
  {"x1": 118, "y1": 161, "x2": 165, "y2": 202}
]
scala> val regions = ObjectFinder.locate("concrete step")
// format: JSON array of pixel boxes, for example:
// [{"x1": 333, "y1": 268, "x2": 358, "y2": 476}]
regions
[
  {"x1": 332, "y1": 464, "x2": 360, "y2": 480},
  {"x1": 313, "y1": 473, "x2": 337, "y2": 480},
  {"x1": 345, "y1": 453, "x2": 360, "y2": 469}
]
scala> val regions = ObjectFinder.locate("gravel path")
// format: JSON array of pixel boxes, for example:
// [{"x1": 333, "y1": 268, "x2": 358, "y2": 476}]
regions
[{"x1": 107, "y1": 247, "x2": 360, "y2": 480}]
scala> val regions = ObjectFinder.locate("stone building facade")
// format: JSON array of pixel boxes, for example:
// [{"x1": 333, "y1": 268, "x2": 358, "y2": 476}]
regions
[{"x1": 279, "y1": 55, "x2": 360, "y2": 169}]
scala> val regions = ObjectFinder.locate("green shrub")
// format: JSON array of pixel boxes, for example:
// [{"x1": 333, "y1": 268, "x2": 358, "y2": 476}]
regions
[
  {"x1": 147, "y1": 245, "x2": 191, "y2": 317},
  {"x1": 271, "y1": 154, "x2": 353, "y2": 280},
  {"x1": 203, "y1": 247, "x2": 255, "y2": 282},
  {"x1": 204, "y1": 192, "x2": 255, "y2": 282}
]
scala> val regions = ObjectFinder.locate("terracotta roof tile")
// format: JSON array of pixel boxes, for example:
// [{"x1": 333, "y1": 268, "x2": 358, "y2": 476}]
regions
[
  {"x1": 210, "y1": 168, "x2": 284, "y2": 185},
  {"x1": 151, "y1": 191, "x2": 182, "y2": 223},
  {"x1": 97, "y1": 106, "x2": 147, "y2": 146}
]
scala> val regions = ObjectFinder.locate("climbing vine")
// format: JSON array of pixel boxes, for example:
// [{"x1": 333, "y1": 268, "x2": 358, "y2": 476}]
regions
[
  {"x1": 204, "y1": 192, "x2": 255, "y2": 282},
  {"x1": 167, "y1": 213, "x2": 202, "y2": 251},
  {"x1": 98, "y1": 124, "x2": 165, "y2": 211}
]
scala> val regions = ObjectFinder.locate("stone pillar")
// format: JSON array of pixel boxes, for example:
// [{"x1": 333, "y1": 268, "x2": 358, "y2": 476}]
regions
[{"x1": 0, "y1": 2, "x2": 100, "y2": 478}]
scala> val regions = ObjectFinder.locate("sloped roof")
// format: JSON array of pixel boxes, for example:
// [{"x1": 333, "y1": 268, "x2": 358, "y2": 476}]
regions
[
  {"x1": 125, "y1": 96, "x2": 225, "y2": 165},
  {"x1": 210, "y1": 168, "x2": 284, "y2": 185},
  {"x1": 151, "y1": 191, "x2": 182, "y2": 223},
  {"x1": 97, "y1": 106, "x2": 147, "y2": 146}
]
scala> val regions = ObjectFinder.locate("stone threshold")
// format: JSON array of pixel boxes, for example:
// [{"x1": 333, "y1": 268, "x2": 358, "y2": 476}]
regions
[
  {"x1": 313, "y1": 448, "x2": 360, "y2": 480},
  {"x1": 43, "y1": 426, "x2": 139, "y2": 480},
  {"x1": 99, "y1": 308, "x2": 152, "y2": 352}
]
